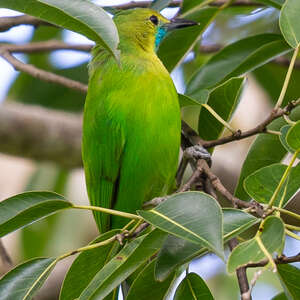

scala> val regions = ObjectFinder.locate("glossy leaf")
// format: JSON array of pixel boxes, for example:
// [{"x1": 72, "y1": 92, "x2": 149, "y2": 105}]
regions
[
  {"x1": 155, "y1": 208, "x2": 258, "y2": 281},
  {"x1": 235, "y1": 118, "x2": 287, "y2": 200},
  {"x1": 79, "y1": 229, "x2": 167, "y2": 299},
  {"x1": 244, "y1": 163, "x2": 300, "y2": 207},
  {"x1": 280, "y1": 0, "x2": 300, "y2": 48},
  {"x1": 286, "y1": 120, "x2": 300, "y2": 151},
  {"x1": 158, "y1": 8, "x2": 218, "y2": 72},
  {"x1": 186, "y1": 34, "x2": 291, "y2": 102},
  {"x1": 227, "y1": 216, "x2": 285, "y2": 273},
  {"x1": 151, "y1": 0, "x2": 173, "y2": 11},
  {"x1": 174, "y1": 273, "x2": 214, "y2": 300},
  {"x1": 126, "y1": 259, "x2": 175, "y2": 300},
  {"x1": 181, "y1": 1, "x2": 207, "y2": 15},
  {"x1": 178, "y1": 93, "x2": 204, "y2": 107},
  {"x1": 0, "y1": 191, "x2": 72, "y2": 237},
  {"x1": 1, "y1": 0, "x2": 119, "y2": 60},
  {"x1": 60, "y1": 230, "x2": 121, "y2": 300},
  {"x1": 271, "y1": 293, "x2": 288, "y2": 300},
  {"x1": 0, "y1": 258, "x2": 56, "y2": 300},
  {"x1": 280, "y1": 125, "x2": 296, "y2": 155},
  {"x1": 277, "y1": 264, "x2": 300, "y2": 300},
  {"x1": 138, "y1": 192, "x2": 224, "y2": 259},
  {"x1": 198, "y1": 77, "x2": 245, "y2": 142}
]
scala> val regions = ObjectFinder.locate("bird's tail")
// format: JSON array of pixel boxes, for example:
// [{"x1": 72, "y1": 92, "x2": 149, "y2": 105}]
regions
[{"x1": 88, "y1": 179, "x2": 114, "y2": 233}]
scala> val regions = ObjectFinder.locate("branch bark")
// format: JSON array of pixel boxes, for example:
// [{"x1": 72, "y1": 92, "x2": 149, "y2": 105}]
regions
[{"x1": 0, "y1": 102, "x2": 82, "y2": 168}]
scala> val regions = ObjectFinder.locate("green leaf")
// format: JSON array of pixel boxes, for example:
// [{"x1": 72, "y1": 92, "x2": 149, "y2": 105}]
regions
[
  {"x1": 244, "y1": 163, "x2": 300, "y2": 207},
  {"x1": 155, "y1": 208, "x2": 258, "y2": 281},
  {"x1": 79, "y1": 229, "x2": 167, "y2": 299},
  {"x1": 178, "y1": 93, "x2": 204, "y2": 107},
  {"x1": 277, "y1": 264, "x2": 300, "y2": 300},
  {"x1": 286, "y1": 120, "x2": 300, "y2": 151},
  {"x1": 0, "y1": 191, "x2": 72, "y2": 237},
  {"x1": 181, "y1": 0, "x2": 207, "y2": 15},
  {"x1": 1, "y1": 0, "x2": 119, "y2": 60},
  {"x1": 235, "y1": 118, "x2": 287, "y2": 200},
  {"x1": 280, "y1": 125, "x2": 296, "y2": 155},
  {"x1": 186, "y1": 34, "x2": 291, "y2": 102},
  {"x1": 174, "y1": 273, "x2": 214, "y2": 300},
  {"x1": 271, "y1": 292, "x2": 288, "y2": 300},
  {"x1": 158, "y1": 7, "x2": 218, "y2": 72},
  {"x1": 138, "y1": 192, "x2": 224, "y2": 259},
  {"x1": 227, "y1": 216, "x2": 285, "y2": 274},
  {"x1": 0, "y1": 257, "x2": 56, "y2": 300},
  {"x1": 198, "y1": 77, "x2": 245, "y2": 143},
  {"x1": 151, "y1": 0, "x2": 173, "y2": 11},
  {"x1": 126, "y1": 259, "x2": 175, "y2": 300},
  {"x1": 255, "y1": 0, "x2": 283, "y2": 9},
  {"x1": 280, "y1": 0, "x2": 300, "y2": 48},
  {"x1": 60, "y1": 230, "x2": 121, "y2": 300}
]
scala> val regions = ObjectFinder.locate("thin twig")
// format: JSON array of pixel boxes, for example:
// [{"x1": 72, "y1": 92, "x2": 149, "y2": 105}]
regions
[
  {"x1": 202, "y1": 100, "x2": 300, "y2": 149},
  {"x1": 245, "y1": 253, "x2": 300, "y2": 268},
  {"x1": 229, "y1": 239, "x2": 251, "y2": 300},
  {"x1": 0, "y1": 48, "x2": 88, "y2": 93}
]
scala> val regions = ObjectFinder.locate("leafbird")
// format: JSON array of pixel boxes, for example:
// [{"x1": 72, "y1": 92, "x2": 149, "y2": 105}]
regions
[{"x1": 82, "y1": 8, "x2": 198, "y2": 232}]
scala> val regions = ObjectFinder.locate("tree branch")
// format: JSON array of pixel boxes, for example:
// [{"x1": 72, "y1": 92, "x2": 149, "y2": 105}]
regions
[
  {"x1": 0, "y1": 102, "x2": 82, "y2": 168},
  {"x1": 0, "y1": 47, "x2": 88, "y2": 93}
]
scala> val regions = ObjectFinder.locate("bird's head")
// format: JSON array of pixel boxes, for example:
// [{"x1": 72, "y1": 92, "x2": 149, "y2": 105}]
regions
[{"x1": 113, "y1": 8, "x2": 198, "y2": 53}]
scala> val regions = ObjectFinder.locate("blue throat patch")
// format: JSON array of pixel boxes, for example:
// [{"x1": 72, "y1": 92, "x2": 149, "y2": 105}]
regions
[{"x1": 155, "y1": 27, "x2": 167, "y2": 50}]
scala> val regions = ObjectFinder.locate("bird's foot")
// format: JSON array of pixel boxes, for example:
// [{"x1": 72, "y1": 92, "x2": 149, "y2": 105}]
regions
[
  {"x1": 184, "y1": 145, "x2": 212, "y2": 166},
  {"x1": 143, "y1": 196, "x2": 169, "y2": 208},
  {"x1": 115, "y1": 230, "x2": 129, "y2": 245}
]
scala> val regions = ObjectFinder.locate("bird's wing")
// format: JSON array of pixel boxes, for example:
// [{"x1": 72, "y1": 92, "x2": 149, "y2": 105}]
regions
[{"x1": 83, "y1": 99, "x2": 125, "y2": 232}]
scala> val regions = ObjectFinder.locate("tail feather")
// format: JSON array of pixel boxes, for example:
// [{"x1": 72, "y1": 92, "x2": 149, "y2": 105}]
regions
[{"x1": 89, "y1": 179, "x2": 114, "y2": 233}]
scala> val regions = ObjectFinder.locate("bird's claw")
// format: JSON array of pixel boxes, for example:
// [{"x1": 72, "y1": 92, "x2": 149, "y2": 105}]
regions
[{"x1": 185, "y1": 145, "x2": 212, "y2": 167}]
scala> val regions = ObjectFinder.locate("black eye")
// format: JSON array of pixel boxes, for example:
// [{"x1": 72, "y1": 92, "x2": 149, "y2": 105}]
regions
[{"x1": 149, "y1": 15, "x2": 158, "y2": 25}]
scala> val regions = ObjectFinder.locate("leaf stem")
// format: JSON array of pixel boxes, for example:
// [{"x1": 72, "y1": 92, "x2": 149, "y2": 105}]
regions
[
  {"x1": 285, "y1": 224, "x2": 300, "y2": 232},
  {"x1": 73, "y1": 204, "x2": 142, "y2": 220},
  {"x1": 267, "y1": 150, "x2": 299, "y2": 208},
  {"x1": 201, "y1": 103, "x2": 236, "y2": 133},
  {"x1": 285, "y1": 229, "x2": 300, "y2": 241},
  {"x1": 255, "y1": 236, "x2": 277, "y2": 272},
  {"x1": 272, "y1": 206, "x2": 300, "y2": 221},
  {"x1": 275, "y1": 45, "x2": 300, "y2": 109}
]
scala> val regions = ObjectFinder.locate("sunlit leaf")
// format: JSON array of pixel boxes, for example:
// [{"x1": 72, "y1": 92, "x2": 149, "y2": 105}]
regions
[
  {"x1": 0, "y1": 191, "x2": 72, "y2": 237},
  {"x1": 1, "y1": 0, "x2": 119, "y2": 60},
  {"x1": 286, "y1": 120, "x2": 300, "y2": 151},
  {"x1": 138, "y1": 192, "x2": 224, "y2": 259},
  {"x1": 280, "y1": 0, "x2": 300, "y2": 48},
  {"x1": 0, "y1": 258, "x2": 56, "y2": 300},
  {"x1": 174, "y1": 273, "x2": 214, "y2": 300},
  {"x1": 227, "y1": 216, "x2": 285, "y2": 273}
]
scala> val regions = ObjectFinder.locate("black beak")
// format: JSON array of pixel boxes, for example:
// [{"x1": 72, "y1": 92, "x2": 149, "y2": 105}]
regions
[{"x1": 165, "y1": 18, "x2": 199, "y2": 31}]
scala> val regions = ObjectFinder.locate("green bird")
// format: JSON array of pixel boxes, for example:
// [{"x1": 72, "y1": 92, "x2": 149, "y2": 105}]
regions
[{"x1": 82, "y1": 8, "x2": 197, "y2": 232}]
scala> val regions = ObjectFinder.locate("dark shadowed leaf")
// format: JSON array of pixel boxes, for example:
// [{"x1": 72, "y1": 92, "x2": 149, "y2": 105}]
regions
[
  {"x1": 280, "y1": 125, "x2": 297, "y2": 155},
  {"x1": 151, "y1": 0, "x2": 173, "y2": 11},
  {"x1": 126, "y1": 259, "x2": 176, "y2": 300},
  {"x1": 60, "y1": 230, "x2": 121, "y2": 300},
  {"x1": 277, "y1": 264, "x2": 300, "y2": 300},
  {"x1": 271, "y1": 292, "x2": 288, "y2": 300},
  {"x1": 0, "y1": 257, "x2": 56, "y2": 300},
  {"x1": 255, "y1": 0, "x2": 283, "y2": 9},
  {"x1": 79, "y1": 229, "x2": 167, "y2": 299},
  {"x1": 155, "y1": 208, "x2": 258, "y2": 281},
  {"x1": 244, "y1": 163, "x2": 300, "y2": 207},
  {"x1": 181, "y1": 0, "x2": 207, "y2": 14},
  {"x1": 198, "y1": 77, "x2": 245, "y2": 143},
  {"x1": 186, "y1": 34, "x2": 291, "y2": 102},
  {"x1": 286, "y1": 120, "x2": 300, "y2": 151},
  {"x1": 0, "y1": 191, "x2": 72, "y2": 237},
  {"x1": 178, "y1": 93, "x2": 204, "y2": 107},
  {"x1": 280, "y1": 0, "x2": 300, "y2": 48},
  {"x1": 227, "y1": 216, "x2": 285, "y2": 273},
  {"x1": 158, "y1": 7, "x2": 218, "y2": 72},
  {"x1": 174, "y1": 273, "x2": 214, "y2": 300},
  {"x1": 1, "y1": 0, "x2": 119, "y2": 60},
  {"x1": 138, "y1": 192, "x2": 223, "y2": 259}
]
